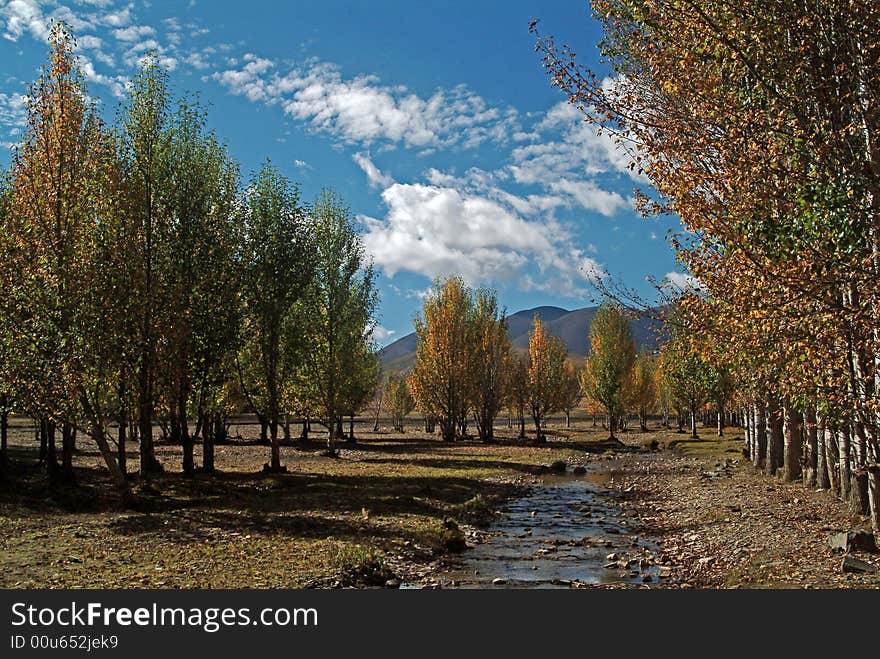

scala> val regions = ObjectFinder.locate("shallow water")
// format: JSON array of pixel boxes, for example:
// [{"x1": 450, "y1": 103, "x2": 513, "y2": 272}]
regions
[{"x1": 431, "y1": 468, "x2": 658, "y2": 589}]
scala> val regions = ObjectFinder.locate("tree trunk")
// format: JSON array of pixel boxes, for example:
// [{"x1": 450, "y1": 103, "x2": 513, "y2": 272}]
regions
[
  {"x1": 259, "y1": 415, "x2": 269, "y2": 445},
  {"x1": 440, "y1": 418, "x2": 455, "y2": 442},
  {"x1": 868, "y1": 466, "x2": 880, "y2": 544},
  {"x1": 138, "y1": 362, "x2": 158, "y2": 478},
  {"x1": 690, "y1": 404, "x2": 698, "y2": 439},
  {"x1": 839, "y1": 424, "x2": 852, "y2": 501},
  {"x1": 202, "y1": 413, "x2": 216, "y2": 474},
  {"x1": 766, "y1": 397, "x2": 784, "y2": 476},
  {"x1": 782, "y1": 401, "x2": 802, "y2": 482},
  {"x1": 301, "y1": 416, "x2": 310, "y2": 442},
  {"x1": 825, "y1": 423, "x2": 841, "y2": 495},
  {"x1": 326, "y1": 420, "x2": 338, "y2": 455},
  {"x1": 743, "y1": 406, "x2": 752, "y2": 459},
  {"x1": 717, "y1": 404, "x2": 724, "y2": 437},
  {"x1": 46, "y1": 420, "x2": 59, "y2": 480},
  {"x1": 117, "y1": 407, "x2": 127, "y2": 477},
  {"x1": 803, "y1": 406, "x2": 818, "y2": 486},
  {"x1": 348, "y1": 414, "x2": 355, "y2": 443},
  {"x1": 60, "y1": 422, "x2": 76, "y2": 484},
  {"x1": 0, "y1": 396, "x2": 8, "y2": 473},
  {"x1": 180, "y1": 394, "x2": 193, "y2": 476},
  {"x1": 816, "y1": 411, "x2": 830, "y2": 489},
  {"x1": 269, "y1": 419, "x2": 282, "y2": 471}
]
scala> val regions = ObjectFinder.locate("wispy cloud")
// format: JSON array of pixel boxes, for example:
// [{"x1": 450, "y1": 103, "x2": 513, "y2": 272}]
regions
[{"x1": 210, "y1": 56, "x2": 520, "y2": 151}]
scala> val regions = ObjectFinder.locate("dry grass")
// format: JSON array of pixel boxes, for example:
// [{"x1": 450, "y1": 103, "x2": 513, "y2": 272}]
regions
[{"x1": 0, "y1": 412, "x2": 621, "y2": 588}]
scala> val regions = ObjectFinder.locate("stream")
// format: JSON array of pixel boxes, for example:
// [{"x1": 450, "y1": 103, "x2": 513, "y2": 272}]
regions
[{"x1": 419, "y1": 466, "x2": 661, "y2": 589}]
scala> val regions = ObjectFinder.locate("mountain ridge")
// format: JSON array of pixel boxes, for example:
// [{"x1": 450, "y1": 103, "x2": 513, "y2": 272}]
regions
[{"x1": 379, "y1": 304, "x2": 663, "y2": 372}]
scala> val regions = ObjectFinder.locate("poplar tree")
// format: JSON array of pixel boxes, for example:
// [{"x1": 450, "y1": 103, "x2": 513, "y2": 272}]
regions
[
  {"x1": 238, "y1": 162, "x2": 311, "y2": 472},
  {"x1": 527, "y1": 315, "x2": 568, "y2": 441},
  {"x1": 303, "y1": 190, "x2": 378, "y2": 457},
  {"x1": 583, "y1": 304, "x2": 636, "y2": 440}
]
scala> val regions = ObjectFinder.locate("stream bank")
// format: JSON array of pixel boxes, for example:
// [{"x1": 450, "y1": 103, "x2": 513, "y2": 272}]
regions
[{"x1": 409, "y1": 461, "x2": 668, "y2": 589}]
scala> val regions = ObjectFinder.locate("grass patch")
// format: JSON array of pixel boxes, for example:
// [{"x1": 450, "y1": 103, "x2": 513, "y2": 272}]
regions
[
  {"x1": 668, "y1": 438, "x2": 744, "y2": 461},
  {"x1": 333, "y1": 545, "x2": 395, "y2": 587}
]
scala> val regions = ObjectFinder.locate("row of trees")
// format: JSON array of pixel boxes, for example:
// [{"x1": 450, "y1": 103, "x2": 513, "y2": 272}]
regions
[
  {"x1": 536, "y1": 1, "x2": 880, "y2": 538},
  {"x1": 405, "y1": 277, "x2": 580, "y2": 442},
  {"x1": 0, "y1": 25, "x2": 380, "y2": 490}
]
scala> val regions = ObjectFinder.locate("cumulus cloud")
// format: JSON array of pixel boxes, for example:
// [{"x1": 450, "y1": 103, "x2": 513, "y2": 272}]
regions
[
  {"x1": 511, "y1": 101, "x2": 645, "y2": 185},
  {"x1": 361, "y1": 182, "x2": 601, "y2": 297},
  {"x1": 1, "y1": 0, "x2": 49, "y2": 42}
]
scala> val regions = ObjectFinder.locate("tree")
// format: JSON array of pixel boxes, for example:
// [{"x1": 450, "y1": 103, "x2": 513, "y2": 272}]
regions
[
  {"x1": 559, "y1": 362, "x2": 583, "y2": 429},
  {"x1": 0, "y1": 169, "x2": 10, "y2": 479},
  {"x1": 303, "y1": 190, "x2": 377, "y2": 457},
  {"x1": 583, "y1": 304, "x2": 636, "y2": 440},
  {"x1": 409, "y1": 277, "x2": 475, "y2": 442},
  {"x1": 534, "y1": 0, "x2": 880, "y2": 544},
  {"x1": 385, "y1": 372, "x2": 415, "y2": 433},
  {"x1": 505, "y1": 352, "x2": 530, "y2": 439},
  {"x1": 470, "y1": 290, "x2": 509, "y2": 442},
  {"x1": 527, "y1": 315, "x2": 568, "y2": 441},
  {"x1": 340, "y1": 343, "x2": 381, "y2": 442},
  {"x1": 158, "y1": 96, "x2": 242, "y2": 475},
  {"x1": 660, "y1": 335, "x2": 714, "y2": 440},
  {"x1": 238, "y1": 161, "x2": 312, "y2": 472},
  {"x1": 630, "y1": 352, "x2": 657, "y2": 432},
  {"x1": 118, "y1": 54, "x2": 171, "y2": 478},
  {"x1": 0, "y1": 24, "x2": 126, "y2": 489}
]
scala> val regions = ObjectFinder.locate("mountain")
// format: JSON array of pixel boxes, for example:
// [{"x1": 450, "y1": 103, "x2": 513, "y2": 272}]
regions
[{"x1": 379, "y1": 304, "x2": 664, "y2": 372}]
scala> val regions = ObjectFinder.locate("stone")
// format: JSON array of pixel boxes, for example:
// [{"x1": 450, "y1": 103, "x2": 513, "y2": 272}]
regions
[
  {"x1": 606, "y1": 552, "x2": 619, "y2": 561},
  {"x1": 829, "y1": 530, "x2": 877, "y2": 554},
  {"x1": 572, "y1": 466, "x2": 587, "y2": 475},
  {"x1": 492, "y1": 578, "x2": 507, "y2": 585},
  {"x1": 385, "y1": 579, "x2": 401, "y2": 588},
  {"x1": 840, "y1": 556, "x2": 879, "y2": 574}
]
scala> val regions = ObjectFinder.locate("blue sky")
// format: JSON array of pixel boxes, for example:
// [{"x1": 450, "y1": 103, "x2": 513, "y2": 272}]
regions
[{"x1": 0, "y1": 0, "x2": 684, "y2": 345}]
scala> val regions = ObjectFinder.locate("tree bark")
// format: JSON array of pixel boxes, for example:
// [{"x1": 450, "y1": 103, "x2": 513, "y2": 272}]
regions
[
  {"x1": 839, "y1": 424, "x2": 852, "y2": 501},
  {"x1": 766, "y1": 397, "x2": 784, "y2": 476},
  {"x1": 269, "y1": 419, "x2": 282, "y2": 471},
  {"x1": 782, "y1": 401, "x2": 802, "y2": 482},
  {"x1": 825, "y1": 423, "x2": 841, "y2": 495},
  {"x1": 180, "y1": 393, "x2": 193, "y2": 476},
  {"x1": 60, "y1": 422, "x2": 76, "y2": 483},
  {"x1": 803, "y1": 406, "x2": 818, "y2": 486},
  {"x1": 202, "y1": 413, "x2": 216, "y2": 474},
  {"x1": 816, "y1": 411, "x2": 830, "y2": 489}
]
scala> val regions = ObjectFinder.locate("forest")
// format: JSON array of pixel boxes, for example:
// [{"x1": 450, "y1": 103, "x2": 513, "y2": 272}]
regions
[{"x1": 1, "y1": 0, "x2": 879, "y2": 591}]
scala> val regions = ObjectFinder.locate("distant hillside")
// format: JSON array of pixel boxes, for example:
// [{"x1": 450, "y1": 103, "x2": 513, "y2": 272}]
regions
[{"x1": 379, "y1": 305, "x2": 664, "y2": 372}]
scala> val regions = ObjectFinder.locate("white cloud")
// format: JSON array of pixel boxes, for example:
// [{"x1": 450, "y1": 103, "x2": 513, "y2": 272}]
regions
[
  {"x1": 113, "y1": 25, "x2": 155, "y2": 43},
  {"x1": 0, "y1": 91, "x2": 27, "y2": 132},
  {"x1": 548, "y1": 179, "x2": 631, "y2": 216},
  {"x1": 353, "y1": 152, "x2": 394, "y2": 189},
  {"x1": 211, "y1": 57, "x2": 519, "y2": 150},
  {"x1": 511, "y1": 101, "x2": 645, "y2": 185},
  {"x1": 662, "y1": 271, "x2": 704, "y2": 293},
  {"x1": 361, "y1": 182, "x2": 600, "y2": 297},
  {"x1": 371, "y1": 325, "x2": 396, "y2": 342},
  {"x1": 1, "y1": 0, "x2": 48, "y2": 42}
]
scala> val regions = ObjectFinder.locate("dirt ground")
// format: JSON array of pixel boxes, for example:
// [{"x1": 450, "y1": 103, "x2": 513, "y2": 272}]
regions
[{"x1": 0, "y1": 414, "x2": 877, "y2": 589}]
